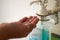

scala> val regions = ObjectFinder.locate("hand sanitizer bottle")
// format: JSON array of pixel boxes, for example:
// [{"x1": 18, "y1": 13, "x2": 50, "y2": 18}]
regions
[
  {"x1": 29, "y1": 16, "x2": 55, "y2": 40},
  {"x1": 41, "y1": 16, "x2": 55, "y2": 40}
]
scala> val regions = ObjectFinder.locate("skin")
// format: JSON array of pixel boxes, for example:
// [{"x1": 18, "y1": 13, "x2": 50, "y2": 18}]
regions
[{"x1": 0, "y1": 16, "x2": 39, "y2": 40}]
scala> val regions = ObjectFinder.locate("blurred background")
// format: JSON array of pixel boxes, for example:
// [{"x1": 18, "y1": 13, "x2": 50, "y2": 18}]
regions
[{"x1": 0, "y1": 0, "x2": 60, "y2": 40}]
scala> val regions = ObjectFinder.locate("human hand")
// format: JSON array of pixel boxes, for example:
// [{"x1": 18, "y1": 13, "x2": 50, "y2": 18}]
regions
[{"x1": 3, "y1": 16, "x2": 39, "y2": 39}]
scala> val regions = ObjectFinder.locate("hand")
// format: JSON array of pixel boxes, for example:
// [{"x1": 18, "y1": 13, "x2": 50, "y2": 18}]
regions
[{"x1": 0, "y1": 16, "x2": 39, "y2": 39}]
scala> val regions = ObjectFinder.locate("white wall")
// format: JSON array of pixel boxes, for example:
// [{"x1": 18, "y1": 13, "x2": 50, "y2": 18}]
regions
[{"x1": 0, "y1": 0, "x2": 38, "y2": 23}]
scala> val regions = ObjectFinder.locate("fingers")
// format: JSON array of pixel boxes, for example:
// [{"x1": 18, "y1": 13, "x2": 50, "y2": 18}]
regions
[
  {"x1": 19, "y1": 16, "x2": 39, "y2": 28},
  {"x1": 31, "y1": 17, "x2": 39, "y2": 24},
  {"x1": 27, "y1": 16, "x2": 37, "y2": 23},
  {"x1": 29, "y1": 16, "x2": 39, "y2": 28},
  {"x1": 27, "y1": 16, "x2": 39, "y2": 24},
  {"x1": 23, "y1": 16, "x2": 33, "y2": 24},
  {"x1": 25, "y1": 16, "x2": 39, "y2": 28},
  {"x1": 18, "y1": 17, "x2": 28, "y2": 23}
]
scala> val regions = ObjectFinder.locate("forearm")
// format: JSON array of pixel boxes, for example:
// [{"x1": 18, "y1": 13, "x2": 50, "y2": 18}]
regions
[
  {"x1": 0, "y1": 23, "x2": 9, "y2": 40},
  {"x1": 0, "y1": 22, "x2": 29, "y2": 39},
  {"x1": 0, "y1": 22, "x2": 21, "y2": 40}
]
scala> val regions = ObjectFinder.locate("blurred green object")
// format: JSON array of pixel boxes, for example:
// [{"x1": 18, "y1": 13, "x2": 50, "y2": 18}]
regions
[{"x1": 51, "y1": 35, "x2": 60, "y2": 40}]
